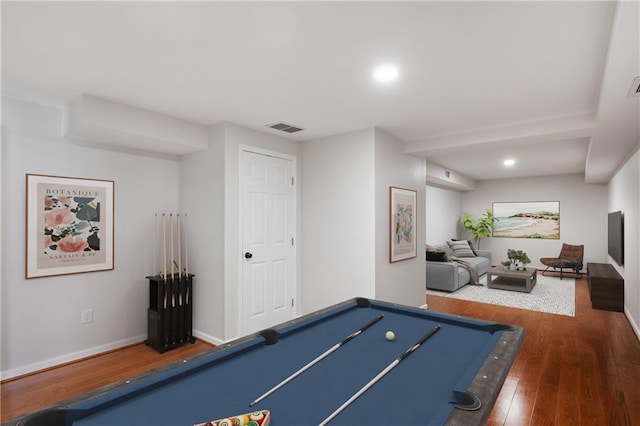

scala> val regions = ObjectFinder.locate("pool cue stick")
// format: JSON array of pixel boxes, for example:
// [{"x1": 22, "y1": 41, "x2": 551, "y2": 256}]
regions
[
  {"x1": 177, "y1": 214, "x2": 182, "y2": 305},
  {"x1": 177, "y1": 214, "x2": 182, "y2": 278},
  {"x1": 162, "y1": 213, "x2": 167, "y2": 280},
  {"x1": 318, "y1": 324, "x2": 441, "y2": 426},
  {"x1": 184, "y1": 214, "x2": 188, "y2": 277},
  {"x1": 170, "y1": 213, "x2": 175, "y2": 279},
  {"x1": 249, "y1": 314, "x2": 384, "y2": 407},
  {"x1": 153, "y1": 213, "x2": 157, "y2": 277},
  {"x1": 158, "y1": 213, "x2": 163, "y2": 277}
]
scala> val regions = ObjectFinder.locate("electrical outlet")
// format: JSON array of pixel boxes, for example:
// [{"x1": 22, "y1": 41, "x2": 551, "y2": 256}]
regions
[{"x1": 81, "y1": 309, "x2": 94, "y2": 324}]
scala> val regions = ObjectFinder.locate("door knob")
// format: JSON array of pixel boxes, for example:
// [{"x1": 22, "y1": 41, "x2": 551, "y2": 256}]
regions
[{"x1": 244, "y1": 252, "x2": 253, "y2": 259}]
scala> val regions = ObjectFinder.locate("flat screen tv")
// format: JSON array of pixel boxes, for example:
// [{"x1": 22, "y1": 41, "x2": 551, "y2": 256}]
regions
[{"x1": 607, "y1": 210, "x2": 624, "y2": 265}]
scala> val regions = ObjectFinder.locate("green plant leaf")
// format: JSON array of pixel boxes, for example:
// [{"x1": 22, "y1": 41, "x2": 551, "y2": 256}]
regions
[
  {"x1": 87, "y1": 232, "x2": 100, "y2": 251},
  {"x1": 460, "y1": 209, "x2": 495, "y2": 248},
  {"x1": 74, "y1": 197, "x2": 95, "y2": 204},
  {"x1": 76, "y1": 205, "x2": 98, "y2": 221}
]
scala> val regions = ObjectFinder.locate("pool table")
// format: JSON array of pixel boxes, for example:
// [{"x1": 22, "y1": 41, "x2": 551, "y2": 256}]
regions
[{"x1": 10, "y1": 298, "x2": 523, "y2": 426}]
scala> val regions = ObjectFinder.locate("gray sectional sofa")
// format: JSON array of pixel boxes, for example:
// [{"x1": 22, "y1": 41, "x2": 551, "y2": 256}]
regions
[{"x1": 426, "y1": 241, "x2": 492, "y2": 292}]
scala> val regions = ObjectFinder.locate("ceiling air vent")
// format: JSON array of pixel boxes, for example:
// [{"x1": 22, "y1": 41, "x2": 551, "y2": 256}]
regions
[
  {"x1": 267, "y1": 122, "x2": 305, "y2": 134},
  {"x1": 628, "y1": 76, "x2": 640, "y2": 97}
]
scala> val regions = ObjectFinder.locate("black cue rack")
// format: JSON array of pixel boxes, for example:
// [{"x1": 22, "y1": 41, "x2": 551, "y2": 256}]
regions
[{"x1": 145, "y1": 274, "x2": 195, "y2": 353}]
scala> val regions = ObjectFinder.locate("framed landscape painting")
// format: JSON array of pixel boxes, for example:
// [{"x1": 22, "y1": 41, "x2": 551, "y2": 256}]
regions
[
  {"x1": 390, "y1": 186, "x2": 417, "y2": 262},
  {"x1": 492, "y1": 201, "x2": 560, "y2": 239},
  {"x1": 26, "y1": 174, "x2": 114, "y2": 278}
]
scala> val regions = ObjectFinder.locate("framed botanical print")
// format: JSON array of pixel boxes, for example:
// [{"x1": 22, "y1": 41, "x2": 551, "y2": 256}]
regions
[
  {"x1": 390, "y1": 186, "x2": 417, "y2": 263},
  {"x1": 26, "y1": 174, "x2": 114, "y2": 278}
]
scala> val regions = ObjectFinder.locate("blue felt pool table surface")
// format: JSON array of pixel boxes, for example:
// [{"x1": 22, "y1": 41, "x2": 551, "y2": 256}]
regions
[{"x1": 12, "y1": 298, "x2": 523, "y2": 426}]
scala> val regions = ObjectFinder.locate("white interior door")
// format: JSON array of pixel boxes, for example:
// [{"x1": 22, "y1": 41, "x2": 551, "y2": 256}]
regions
[{"x1": 240, "y1": 148, "x2": 296, "y2": 335}]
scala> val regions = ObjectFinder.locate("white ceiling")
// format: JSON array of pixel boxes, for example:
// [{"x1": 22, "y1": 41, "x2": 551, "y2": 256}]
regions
[{"x1": 2, "y1": 1, "x2": 638, "y2": 183}]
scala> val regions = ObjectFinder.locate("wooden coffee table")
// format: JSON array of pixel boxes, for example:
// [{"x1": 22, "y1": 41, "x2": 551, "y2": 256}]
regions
[{"x1": 487, "y1": 266, "x2": 537, "y2": 293}]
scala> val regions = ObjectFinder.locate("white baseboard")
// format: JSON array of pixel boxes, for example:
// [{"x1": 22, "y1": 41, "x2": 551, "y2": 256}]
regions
[
  {"x1": 0, "y1": 330, "x2": 231, "y2": 382},
  {"x1": 625, "y1": 307, "x2": 640, "y2": 343},
  {"x1": 0, "y1": 334, "x2": 146, "y2": 381},
  {"x1": 192, "y1": 329, "x2": 225, "y2": 346}
]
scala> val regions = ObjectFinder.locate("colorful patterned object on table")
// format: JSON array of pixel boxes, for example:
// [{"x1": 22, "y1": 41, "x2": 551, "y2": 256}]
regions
[{"x1": 194, "y1": 410, "x2": 270, "y2": 426}]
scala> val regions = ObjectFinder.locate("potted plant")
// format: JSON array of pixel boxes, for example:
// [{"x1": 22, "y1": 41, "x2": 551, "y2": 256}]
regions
[
  {"x1": 460, "y1": 209, "x2": 495, "y2": 249},
  {"x1": 500, "y1": 260, "x2": 512, "y2": 270},
  {"x1": 507, "y1": 249, "x2": 531, "y2": 270}
]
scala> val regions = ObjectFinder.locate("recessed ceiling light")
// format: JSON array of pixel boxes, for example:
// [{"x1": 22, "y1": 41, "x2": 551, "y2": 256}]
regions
[
  {"x1": 503, "y1": 159, "x2": 516, "y2": 166},
  {"x1": 373, "y1": 64, "x2": 399, "y2": 84}
]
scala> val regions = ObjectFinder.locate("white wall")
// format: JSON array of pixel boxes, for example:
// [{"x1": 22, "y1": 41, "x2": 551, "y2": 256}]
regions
[
  {"x1": 461, "y1": 174, "x2": 608, "y2": 269},
  {"x1": 1, "y1": 99, "x2": 181, "y2": 379},
  {"x1": 301, "y1": 129, "x2": 376, "y2": 313},
  {"x1": 300, "y1": 128, "x2": 425, "y2": 313},
  {"x1": 374, "y1": 129, "x2": 426, "y2": 307},
  {"x1": 181, "y1": 122, "x2": 300, "y2": 342},
  {"x1": 425, "y1": 160, "x2": 476, "y2": 191},
  {"x1": 180, "y1": 124, "x2": 226, "y2": 344},
  {"x1": 425, "y1": 185, "x2": 463, "y2": 245},
  {"x1": 608, "y1": 147, "x2": 639, "y2": 339}
]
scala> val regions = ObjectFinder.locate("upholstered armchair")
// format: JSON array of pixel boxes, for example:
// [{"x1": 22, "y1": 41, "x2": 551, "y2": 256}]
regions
[{"x1": 540, "y1": 243, "x2": 584, "y2": 279}]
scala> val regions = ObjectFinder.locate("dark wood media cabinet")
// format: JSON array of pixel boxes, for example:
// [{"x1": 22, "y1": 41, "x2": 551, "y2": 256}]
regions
[{"x1": 587, "y1": 262, "x2": 624, "y2": 312}]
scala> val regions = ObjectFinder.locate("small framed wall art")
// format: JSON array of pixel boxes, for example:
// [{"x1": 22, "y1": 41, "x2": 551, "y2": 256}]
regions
[
  {"x1": 389, "y1": 186, "x2": 417, "y2": 263},
  {"x1": 26, "y1": 174, "x2": 115, "y2": 278}
]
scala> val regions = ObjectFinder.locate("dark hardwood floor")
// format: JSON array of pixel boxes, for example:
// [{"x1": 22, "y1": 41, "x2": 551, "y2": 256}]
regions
[
  {"x1": 428, "y1": 275, "x2": 640, "y2": 426},
  {"x1": 0, "y1": 340, "x2": 214, "y2": 422},
  {"x1": 1, "y1": 275, "x2": 639, "y2": 425}
]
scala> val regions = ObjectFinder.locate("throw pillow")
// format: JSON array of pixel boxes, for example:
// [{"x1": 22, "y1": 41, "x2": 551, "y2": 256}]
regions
[
  {"x1": 447, "y1": 240, "x2": 476, "y2": 258},
  {"x1": 431, "y1": 243, "x2": 454, "y2": 257},
  {"x1": 426, "y1": 250, "x2": 447, "y2": 261},
  {"x1": 451, "y1": 238, "x2": 477, "y2": 255}
]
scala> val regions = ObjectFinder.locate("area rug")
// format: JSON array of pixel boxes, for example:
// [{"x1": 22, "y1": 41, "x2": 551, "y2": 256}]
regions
[{"x1": 426, "y1": 274, "x2": 575, "y2": 317}]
